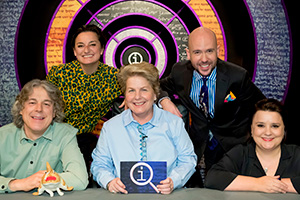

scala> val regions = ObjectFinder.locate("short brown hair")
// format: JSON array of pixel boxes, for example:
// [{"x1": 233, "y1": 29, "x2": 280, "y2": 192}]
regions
[
  {"x1": 117, "y1": 62, "x2": 160, "y2": 98},
  {"x1": 71, "y1": 24, "x2": 107, "y2": 49},
  {"x1": 11, "y1": 79, "x2": 65, "y2": 128}
]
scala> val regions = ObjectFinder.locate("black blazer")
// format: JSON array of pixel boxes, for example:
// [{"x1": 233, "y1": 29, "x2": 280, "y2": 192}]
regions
[
  {"x1": 205, "y1": 143, "x2": 300, "y2": 193},
  {"x1": 160, "y1": 59, "x2": 265, "y2": 157}
]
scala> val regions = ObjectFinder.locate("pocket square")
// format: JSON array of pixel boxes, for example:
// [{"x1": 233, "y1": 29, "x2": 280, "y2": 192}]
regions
[{"x1": 224, "y1": 91, "x2": 236, "y2": 102}]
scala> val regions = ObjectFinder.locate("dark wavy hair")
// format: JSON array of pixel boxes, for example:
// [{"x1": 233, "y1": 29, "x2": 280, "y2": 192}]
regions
[
  {"x1": 11, "y1": 79, "x2": 65, "y2": 128},
  {"x1": 71, "y1": 24, "x2": 107, "y2": 49}
]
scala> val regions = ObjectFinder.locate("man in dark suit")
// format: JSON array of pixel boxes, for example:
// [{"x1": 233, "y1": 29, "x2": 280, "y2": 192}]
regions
[{"x1": 159, "y1": 27, "x2": 265, "y2": 185}]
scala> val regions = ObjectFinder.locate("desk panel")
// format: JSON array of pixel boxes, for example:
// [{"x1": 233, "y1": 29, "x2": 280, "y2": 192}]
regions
[{"x1": 1, "y1": 188, "x2": 299, "y2": 200}]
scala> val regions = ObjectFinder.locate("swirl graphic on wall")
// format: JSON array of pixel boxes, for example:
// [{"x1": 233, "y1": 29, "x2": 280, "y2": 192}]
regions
[
  {"x1": 15, "y1": 0, "x2": 292, "y2": 102},
  {"x1": 44, "y1": 0, "x2": 226, "y2": 78}
]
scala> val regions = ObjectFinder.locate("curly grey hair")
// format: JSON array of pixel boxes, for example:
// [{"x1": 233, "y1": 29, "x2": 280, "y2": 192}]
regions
[{"x1": 11, "y1": 79, "x2": 65, "y2": 128}]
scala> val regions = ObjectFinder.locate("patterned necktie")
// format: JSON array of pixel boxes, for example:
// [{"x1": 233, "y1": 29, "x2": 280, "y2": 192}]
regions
[
  {"x1": 138, "y1": 125, "x2": 147, "y2": 161},
  {"x1": 199, "y1": 77, "x2": 218, "y2": 150},
  {"x1": 199, "y1": 77, "x2": 209, "y2": 117}
]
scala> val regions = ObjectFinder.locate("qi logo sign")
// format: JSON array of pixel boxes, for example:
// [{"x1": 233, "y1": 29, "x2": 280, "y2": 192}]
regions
[
  {"x1": 121, "y1": 161, "x2": 166, "y2": 193},
  {"x1": 128, "y1": 52, "x2": 143, "y2": 64},
  {"x1": 130, "y1": 162, "x2": 158, "y2": 192}
]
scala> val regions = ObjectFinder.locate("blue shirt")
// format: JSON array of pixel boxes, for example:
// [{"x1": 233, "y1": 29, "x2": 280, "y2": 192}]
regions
[
  {"x1": 190, "y1": 67, "x2": 217, "y2": 118},
  {"x1": 91, "y1": 104, "x2": 197, "y2": 190}
]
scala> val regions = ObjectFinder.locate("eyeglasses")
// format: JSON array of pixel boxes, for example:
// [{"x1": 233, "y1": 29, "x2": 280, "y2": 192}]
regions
[{"x1": 138, "y1": 125, "x2": 147, "y2": 161}]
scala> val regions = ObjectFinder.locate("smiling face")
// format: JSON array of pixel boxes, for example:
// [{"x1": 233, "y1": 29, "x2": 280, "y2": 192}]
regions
[
  {"x1": 20, "y1": 86, "x2": 55, "y2": 140},
  {"x1": 73, "y1": 31, "x2": 103, "y2": 74},
  {"x1": 251, "y1": 110, "x2": 285, "y2": 152},
  {"x1": 125, "y1": 76, "x2": 157, "y2": 125},
  {"x1": 186, "y1": 27, "x2": 219, "y2": 77}
]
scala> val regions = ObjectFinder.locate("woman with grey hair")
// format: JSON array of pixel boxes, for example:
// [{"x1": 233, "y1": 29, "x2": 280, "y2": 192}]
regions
[{"x1": 0, "y1": 79, "x2": 88, "y2": 193}]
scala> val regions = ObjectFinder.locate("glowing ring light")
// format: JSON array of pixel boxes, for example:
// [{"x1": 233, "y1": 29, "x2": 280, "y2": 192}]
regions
[
  {"x1": 104, "y1": 26, "x2": 167, "y2": 77},
  {"x1": 12, "y1": 0, "x2": 292, "y2": 106},
  {"x1": 44, "y1": 0, "x2": 226, "y2": 72}
]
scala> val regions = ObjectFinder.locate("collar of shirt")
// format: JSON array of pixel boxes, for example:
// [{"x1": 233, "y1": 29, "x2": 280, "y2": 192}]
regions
[
  {"x1": 193, "y1": 67, "x2": 217, "y2": 81},
  {"x1": 19, "y1": 124, "x2": 53, "y2": 143},
  {"x1": 123, "y1": 104, "x2": 160, "y2": 130},
  {"x1": 72, "y1": 60, "x2": 101, "y2": 78}
]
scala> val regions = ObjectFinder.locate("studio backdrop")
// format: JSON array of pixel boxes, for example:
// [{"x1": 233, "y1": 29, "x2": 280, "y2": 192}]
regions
[{"x1": 0, "y1": 0, "x2": 293, "y2": 127}]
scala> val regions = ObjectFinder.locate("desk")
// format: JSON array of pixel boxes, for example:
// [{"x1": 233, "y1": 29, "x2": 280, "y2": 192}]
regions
[{"x1": 2, "y1": 188, "x2": 299, "y2": 200}]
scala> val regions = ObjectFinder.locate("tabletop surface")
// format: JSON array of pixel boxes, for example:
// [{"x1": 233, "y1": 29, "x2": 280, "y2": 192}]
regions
[{"x1": 1, "y1": 188, "x2": 299, "y2": 200}]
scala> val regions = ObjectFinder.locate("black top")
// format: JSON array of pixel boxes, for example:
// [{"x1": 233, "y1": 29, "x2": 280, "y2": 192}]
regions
[{"x1": 205, "y1": 143, "x2": 300, "y2": 193}]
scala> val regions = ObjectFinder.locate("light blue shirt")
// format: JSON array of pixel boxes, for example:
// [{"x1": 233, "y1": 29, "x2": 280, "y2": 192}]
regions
[{"x1": 91, "y1": 104, "x2": 197, "y2": 190}]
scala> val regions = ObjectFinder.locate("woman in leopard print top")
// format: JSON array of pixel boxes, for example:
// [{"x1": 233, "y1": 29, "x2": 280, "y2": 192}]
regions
[{"x1": 46, "y1": 25, "x2": 122, "y2": 184}]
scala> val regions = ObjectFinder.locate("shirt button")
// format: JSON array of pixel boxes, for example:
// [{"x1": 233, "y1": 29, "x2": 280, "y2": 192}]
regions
[
  {"x1": 30, "y1": 161, "x2": 33, "y2": 164},
  {"x1": 33, "y1": 143, "x2": 37, "y2": 146},
  {"x1": 1, "y1": 185, "x2": 5, "y2": 189}
]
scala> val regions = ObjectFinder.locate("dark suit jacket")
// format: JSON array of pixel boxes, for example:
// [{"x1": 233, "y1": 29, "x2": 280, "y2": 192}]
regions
[
  {"x1": 205, "y1": 143, "x2": 300, "y2": 193},
  {"x1": 160, "y1": 59, "x2": 265, "y2": 158}
]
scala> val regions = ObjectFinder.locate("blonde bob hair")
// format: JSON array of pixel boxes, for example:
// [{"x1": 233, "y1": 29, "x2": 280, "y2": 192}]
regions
[
  {"x1": 11, "y1": 79, "x2": 65, "y2": 128},
  {"x1": 117, "y1": 62, "x2": 160, "y2": 98}
]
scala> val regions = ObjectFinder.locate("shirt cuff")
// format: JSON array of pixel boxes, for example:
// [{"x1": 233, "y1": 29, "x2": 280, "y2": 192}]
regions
[
  {"x1": 291, "y1": 177, "x2": 300, "y2": 194},
  {"x1": 94, "y1": 173, "x2": 116, "y2": 189},
  {"x1": 0, "y1": 177, "x2": 15, "y2": 193},
  {"x1": 169, "y1": 170, "x2": 182, "y2": 190},
  {"x1": 158, "y1": 97, "x2": 171, "y2": 108}
]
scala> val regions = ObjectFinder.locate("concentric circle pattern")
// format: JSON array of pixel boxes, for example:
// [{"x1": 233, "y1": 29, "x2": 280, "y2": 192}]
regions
[
  {"x1": 85, "y1": 0, "x2": 203, "y2": 77},
  {"x1": 13, "y1": 0, "x2": 291, "y2": 102}
]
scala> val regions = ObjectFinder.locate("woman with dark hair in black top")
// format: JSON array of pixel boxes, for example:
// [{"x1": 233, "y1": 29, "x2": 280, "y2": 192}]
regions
[{"x1": 205, "y1": 99, "x2": 300, "y2": 194}]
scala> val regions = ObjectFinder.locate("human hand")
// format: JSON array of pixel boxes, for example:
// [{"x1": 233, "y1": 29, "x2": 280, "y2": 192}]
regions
[
  {"x1": 157, "y1": 177, "x2": 174, "y2": 194},
  {"x1": 281, "y1": 178, "x2": 297, "y2": 193},
  {"x1": 8, "y1": 170, "x2": 46, "y2": 192},
  {"x1": 160, "y1": 98, "x2": 182, "y2": 118},
  {"x1": 107, "y1": 178, "x2": 128, "y2": 194},
  {"x1": 119, "y1": 100, "x2": 128, "y2": 110},
  {"x1": 256, "y1": 176, "x2": 288, "y2": 193}
]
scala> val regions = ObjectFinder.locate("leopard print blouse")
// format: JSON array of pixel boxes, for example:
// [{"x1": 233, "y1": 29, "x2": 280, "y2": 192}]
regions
[{"x1": 46, "y1": 60, "x2": 122, "y2": 134}]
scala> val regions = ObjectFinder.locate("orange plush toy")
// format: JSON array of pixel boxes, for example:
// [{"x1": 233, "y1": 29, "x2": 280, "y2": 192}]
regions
[{"x1": 33, "y1": 162, "x2": 73, "y2": 197}]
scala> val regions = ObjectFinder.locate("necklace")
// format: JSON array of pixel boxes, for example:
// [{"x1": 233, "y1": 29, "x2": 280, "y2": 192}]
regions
[{"x1": 256, "y1": 147, "x2": 281, "y2": 176}]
